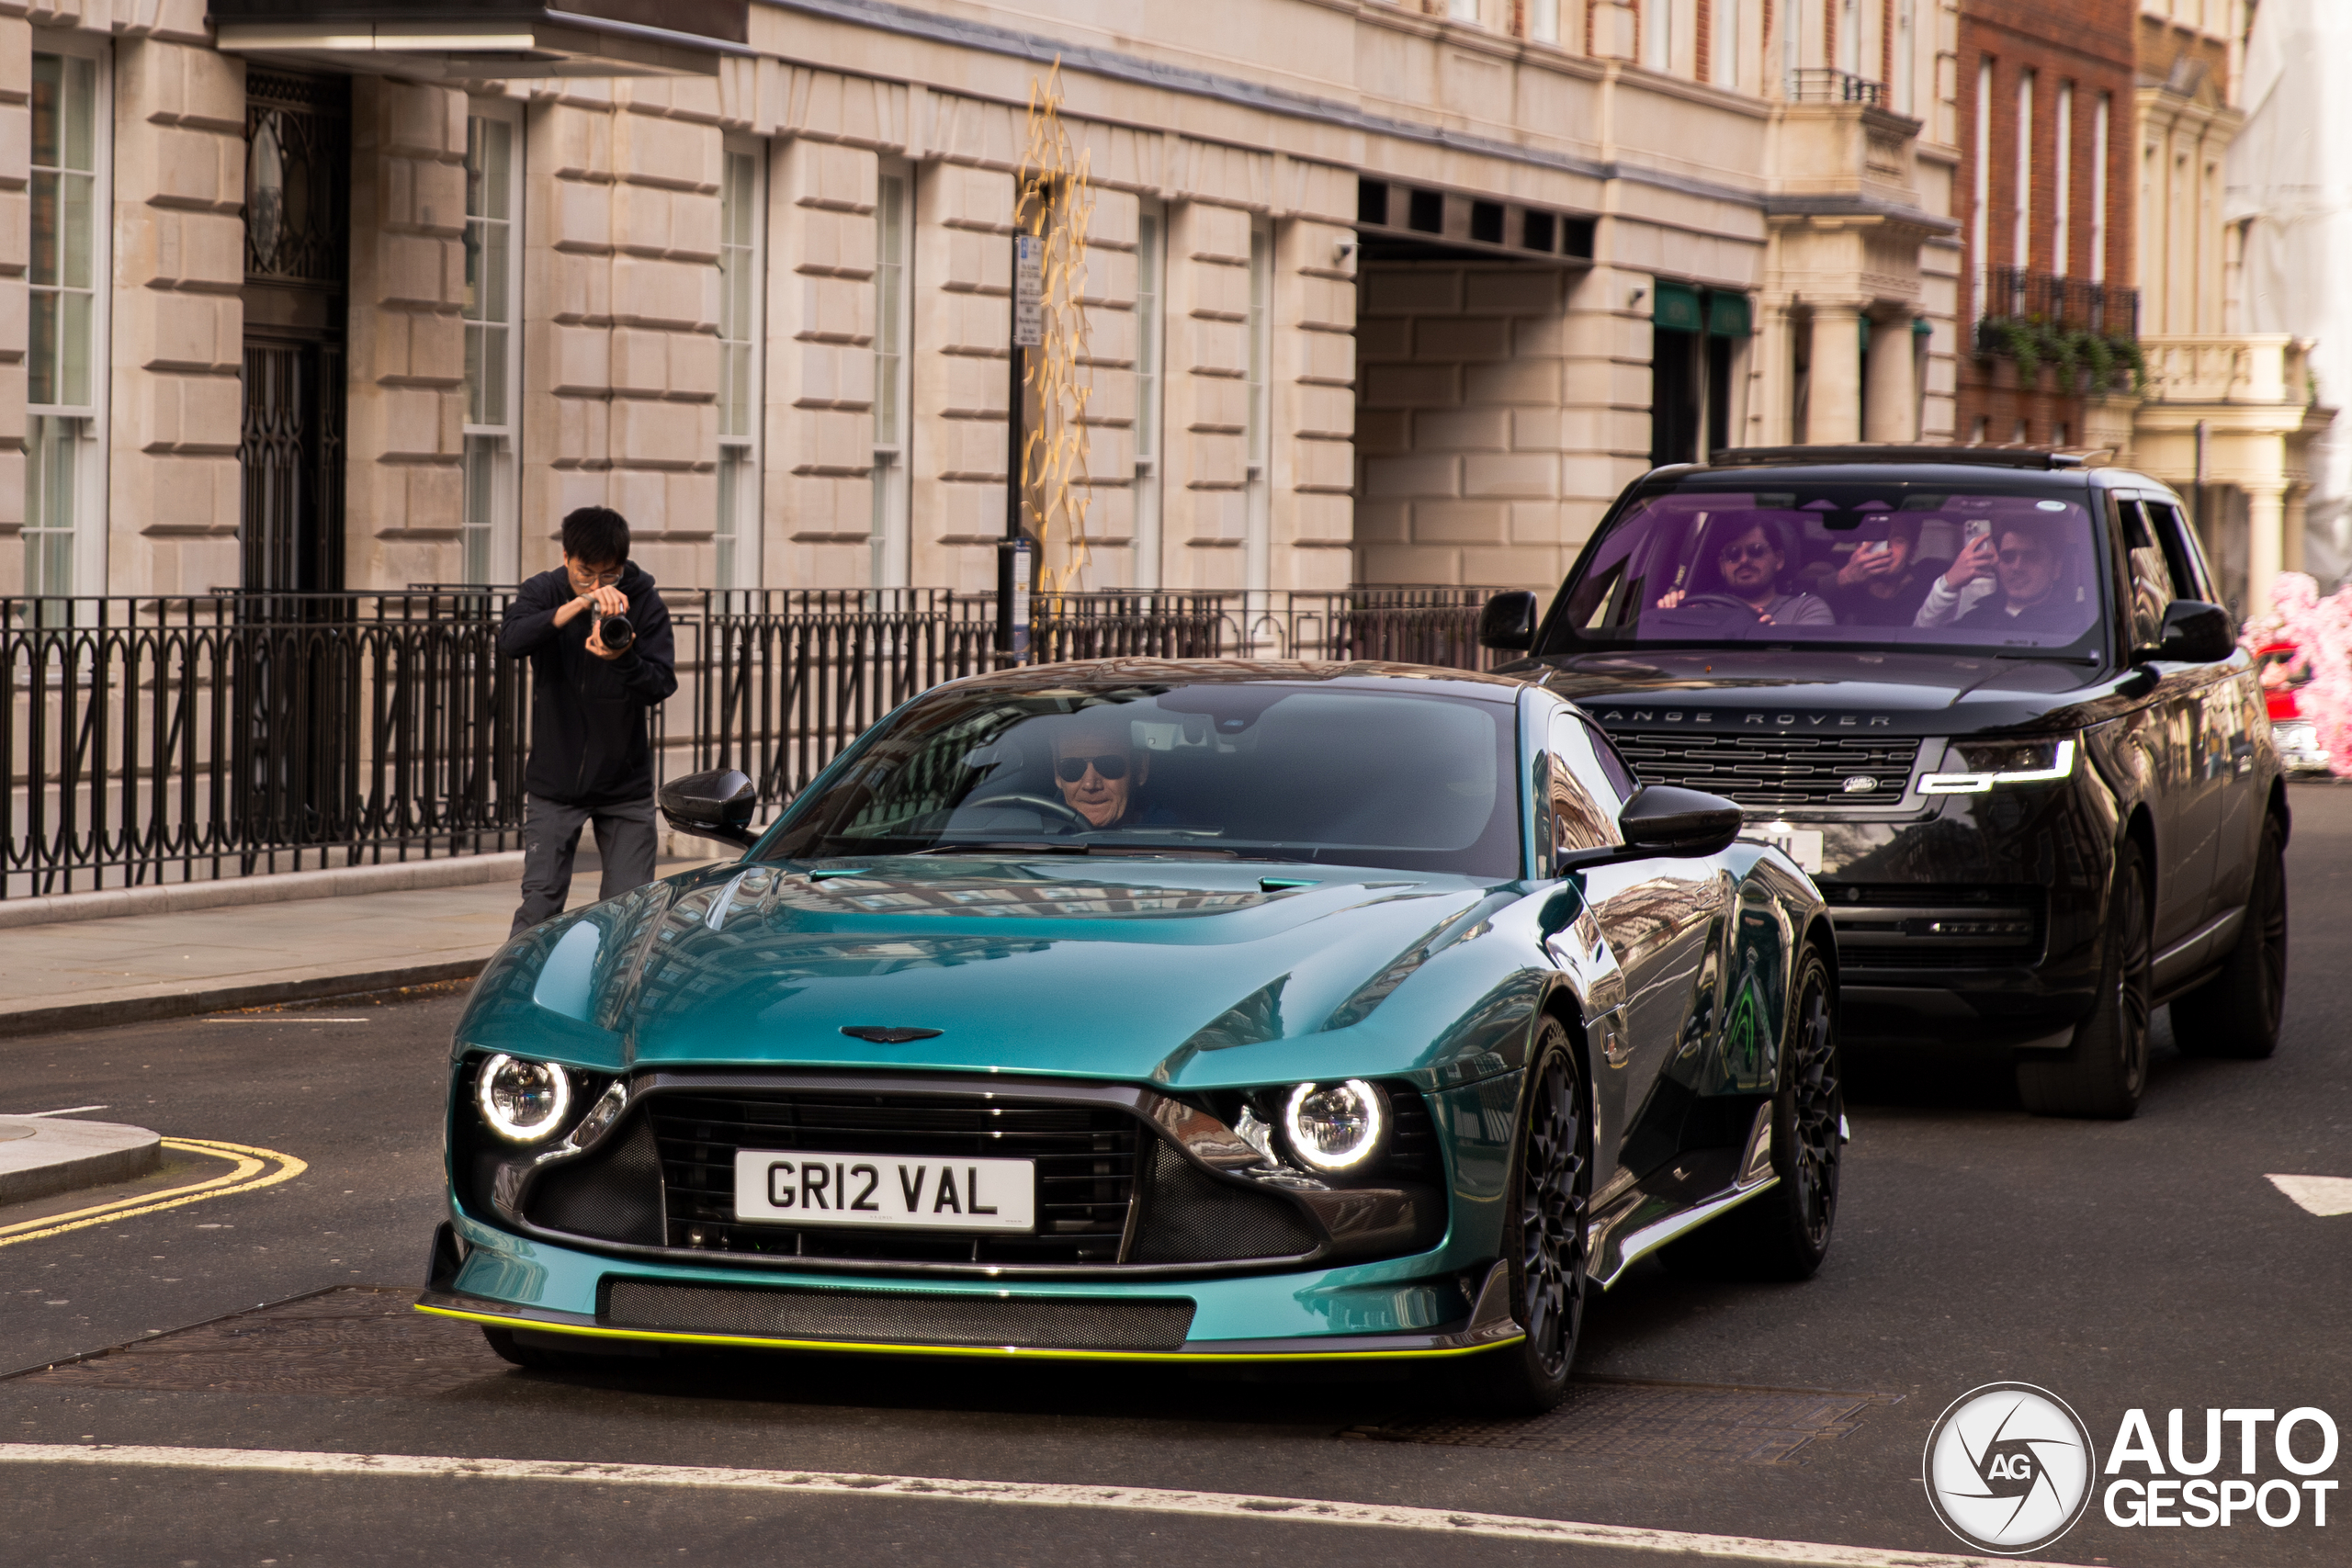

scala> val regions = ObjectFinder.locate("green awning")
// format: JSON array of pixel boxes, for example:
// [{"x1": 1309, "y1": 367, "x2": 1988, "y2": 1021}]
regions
[
  {"x1": 1654, "y1": 281, "x2": 1704, "y2": 333},
  {"x1": 1707, "y1": 291, "x2": 1752, "y2": 338}
]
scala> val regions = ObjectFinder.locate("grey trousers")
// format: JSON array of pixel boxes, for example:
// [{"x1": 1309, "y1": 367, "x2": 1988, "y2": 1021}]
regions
[{"x1": 511, "y1": 793, "x2": 659, "y2": 936}]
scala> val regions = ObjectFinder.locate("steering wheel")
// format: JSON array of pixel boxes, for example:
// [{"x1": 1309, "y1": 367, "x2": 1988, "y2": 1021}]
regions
[
  {"x1": 964, "y1": 792, "x2": 1091, "y2": 831},
  {"x1": 1667, "y1": 592, "x2": 1769, "y2": 616}
]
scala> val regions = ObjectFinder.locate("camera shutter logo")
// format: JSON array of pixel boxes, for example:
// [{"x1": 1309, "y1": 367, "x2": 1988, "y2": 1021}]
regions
[{"x1": 1922, "y1": 1382, "x2": 2097, "y2": 1554}]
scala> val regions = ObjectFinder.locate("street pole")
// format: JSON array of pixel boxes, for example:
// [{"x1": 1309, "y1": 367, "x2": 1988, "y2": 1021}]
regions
[{"x1": 998, "y1": 221, "x2": 1045, "y2": 665}]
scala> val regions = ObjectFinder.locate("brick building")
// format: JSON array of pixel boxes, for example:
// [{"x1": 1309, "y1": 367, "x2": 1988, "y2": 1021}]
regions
[{"x1": 1954, "y1": 0, "x2": 2140, "y2": 450}]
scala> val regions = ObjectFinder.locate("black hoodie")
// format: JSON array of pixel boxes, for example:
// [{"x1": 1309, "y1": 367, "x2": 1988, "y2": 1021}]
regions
[{"x1": 498, "y1": 562, "x2": 679, "y2": 806}]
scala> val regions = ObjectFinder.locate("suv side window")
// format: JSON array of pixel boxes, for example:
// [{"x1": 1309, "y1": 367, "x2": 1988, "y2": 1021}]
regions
[
  {"x1": 2119, "y1": 497, "x2": 2181, "y2": 650},
  {"x1": 2145, "y1": 500, "x2": 2216, "y2": 604}
]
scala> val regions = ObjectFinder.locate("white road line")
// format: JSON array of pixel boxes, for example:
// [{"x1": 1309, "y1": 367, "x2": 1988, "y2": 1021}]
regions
[
  {"x1": 200, "y1": 1017, "x2": 373, "y2": 1024},
  {"x1": 2268, "y1": 1173, "x2": 2352, "y2": 1216},
  {"x1": 13, "y1": 1105, "x2": 109, "y2": 1117},
  {"x1": 0, "y1": 1444, "x2": 2082, "y2": 1567}
]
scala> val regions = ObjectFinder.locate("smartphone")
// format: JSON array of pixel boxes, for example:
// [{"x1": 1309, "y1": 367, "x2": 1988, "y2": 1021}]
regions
[{"x1": 1859, "y1": 540, "x2": 1892, "y2": 558}]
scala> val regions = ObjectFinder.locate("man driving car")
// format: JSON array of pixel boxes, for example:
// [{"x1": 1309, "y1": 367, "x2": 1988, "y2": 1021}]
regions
[
  {"x1": 1051, "y1": 715, "x2": 1155, "y2": 829},
  {"x1": 1654, "y1": 519, "x2": 1835, "y2": 626}
]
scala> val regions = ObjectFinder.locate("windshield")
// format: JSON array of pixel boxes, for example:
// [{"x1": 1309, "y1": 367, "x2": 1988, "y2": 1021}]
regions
[
  {"x1": 1545, "y1": 482, "x2": 2109, "y2": 655},
  {"x1": 761, "y1": 681, "x2": 1522, "y2": 878}
]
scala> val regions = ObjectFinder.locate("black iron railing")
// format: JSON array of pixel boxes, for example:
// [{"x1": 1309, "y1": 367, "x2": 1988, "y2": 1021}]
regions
[
  {"x1": 1786, "y1": 68, "x2": 1887, "y2": 107},
  {"x1": 1978, "y1": 265, "x2": 2140, "y2": 339},
  {"x1": 4, "y1": 584, "x2": 1501, "y2": 897}
]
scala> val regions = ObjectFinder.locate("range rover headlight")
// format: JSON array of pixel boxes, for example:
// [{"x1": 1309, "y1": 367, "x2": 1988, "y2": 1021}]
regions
[
  {"x1": 1282, "y1": 1079, "x2": 1388, "y2": 1173},
  {"x1": 475, "y1": 1054, "x2": 572, "y2": 1144},
  {"x1": 1919, "y1": 738, "x2": 2076, "y2": 795}
]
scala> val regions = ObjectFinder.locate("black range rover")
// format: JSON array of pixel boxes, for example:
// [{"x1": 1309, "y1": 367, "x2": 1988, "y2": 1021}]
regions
[{"x1": 1482, "y1": 446, "x2": 2287, "y2": 1119}]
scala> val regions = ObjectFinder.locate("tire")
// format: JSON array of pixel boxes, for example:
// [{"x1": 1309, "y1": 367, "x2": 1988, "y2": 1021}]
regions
[
  {"x1": 1456, "y1": 1020, "x2": 1590, "y2": 1416},
  {"x1": 2172, "y1": 813, "x2": 2288, "y2": 1061},
  {"x1": 1658, "y1": 943, "x2": 1843, "y2": 1282},
  {"x1": 2018, "y1": 840, "x2": 2153, "y2": 1120}
]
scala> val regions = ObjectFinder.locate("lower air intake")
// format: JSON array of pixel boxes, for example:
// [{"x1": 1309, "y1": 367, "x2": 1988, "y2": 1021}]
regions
[{"x1": 600, "y1": 1278, "x2": 1196, "y2": 1351}]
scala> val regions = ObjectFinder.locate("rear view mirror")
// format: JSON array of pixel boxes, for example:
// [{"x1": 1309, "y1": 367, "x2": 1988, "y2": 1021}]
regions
[
  {"x1": 1615, "y1": 784, "x2": 1745, "y2": 858},
  {"x1": 1478, "y1": 591, "x2": 1540, "y2": 652},
  {"x1": 2139, "y1": 600, "x2": 2235, "y2": 665},
  {"x1": 659, "y1": 768, "x2": 760, "y2": 849}
]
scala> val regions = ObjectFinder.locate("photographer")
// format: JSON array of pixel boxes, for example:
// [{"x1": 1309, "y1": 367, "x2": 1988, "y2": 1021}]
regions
[{"x1": 498, "y1": 506, "x2": 678, "y2": 936}]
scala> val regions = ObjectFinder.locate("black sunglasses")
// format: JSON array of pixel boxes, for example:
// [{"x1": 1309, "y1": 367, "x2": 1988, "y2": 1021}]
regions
[
  {"x1": 1055, "y1": 753, "x2": 1129, "y2": 782},
  {"x1": 1718, "y1": 542, "x2": 1780, "y2": 563}
]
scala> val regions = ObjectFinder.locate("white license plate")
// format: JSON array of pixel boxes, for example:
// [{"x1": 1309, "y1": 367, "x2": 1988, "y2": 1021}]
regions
[
  {"x1": 731, "y1": 1150, "x2": 1035, "y2": 1233},
  {"x1": 1740, "y1": 825, "x2": 1824, "y2": 874}
]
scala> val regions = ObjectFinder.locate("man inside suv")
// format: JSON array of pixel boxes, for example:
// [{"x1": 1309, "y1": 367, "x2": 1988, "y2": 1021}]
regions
[{"x1": 1914, "y1": 516, "x2": 2095, "y2": 637}]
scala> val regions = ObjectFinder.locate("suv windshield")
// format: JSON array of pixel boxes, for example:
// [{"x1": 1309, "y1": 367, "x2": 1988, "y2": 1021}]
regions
[
  {"x1": 761, "y1": 681, "x2": 1522, "y2": 878},
  {"x1": 1546, "y1": 480, "x2": 2109, "y2": 655}
]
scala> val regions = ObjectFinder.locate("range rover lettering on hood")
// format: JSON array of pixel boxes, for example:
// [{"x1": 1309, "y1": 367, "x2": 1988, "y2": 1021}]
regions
[{"x1": 1591, "y1": 709, "x2": 1896, "y2": 728}]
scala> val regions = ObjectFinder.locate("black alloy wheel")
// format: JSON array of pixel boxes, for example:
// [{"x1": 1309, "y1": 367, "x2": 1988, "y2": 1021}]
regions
[
  {"x1": 1659, "y1": 942, "x2": 1843, "y2": 1281},
  {"x1": 2018, "y1": 840, "x2": 2153, "y2": 1119},
  {"x1": 2174, "y1": 812, "x2": 2289, "y2": 1060},
  {"x1": 1459, "y1": 1019, "x2": 1589, "y2": 1414}
]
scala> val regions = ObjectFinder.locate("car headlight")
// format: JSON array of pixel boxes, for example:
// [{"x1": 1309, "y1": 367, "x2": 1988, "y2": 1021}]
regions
[
  {"x1": 475, "y1": 1054, "x2": 573, "y2": 1144},
  {"x1": 1282, "y1": 1079, "x2": 1387, "y2": 1173},
  {"x1": 1919, "y1": 737, "x2": 2076, "y2": 795}
]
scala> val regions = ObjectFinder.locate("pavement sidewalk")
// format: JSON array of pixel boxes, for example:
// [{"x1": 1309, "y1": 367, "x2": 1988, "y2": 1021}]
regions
[{"x1": 0, "y1": 852, "x2": 725, "y2": 1038}]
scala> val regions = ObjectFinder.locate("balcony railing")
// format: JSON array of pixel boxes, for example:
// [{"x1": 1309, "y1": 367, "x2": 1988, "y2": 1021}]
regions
[
  {"x1": 1978, "y1": 265, "x2": 2140, "y2": 339},
  {"x1": 1786, "y1": 68, "x2": 1887, "y2": 107},
  {"x1": 2, "y1": 585, "x2": 1503, "y2": 897},
  {"x1": 2140, "y1": 334, "x2": 2313, "y2": 405}
]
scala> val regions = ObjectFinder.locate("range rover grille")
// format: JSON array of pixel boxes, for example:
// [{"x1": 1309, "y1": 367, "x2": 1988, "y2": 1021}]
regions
[{"x1": 1603, "y1": 731, "x2": 1926, "y2": 810}]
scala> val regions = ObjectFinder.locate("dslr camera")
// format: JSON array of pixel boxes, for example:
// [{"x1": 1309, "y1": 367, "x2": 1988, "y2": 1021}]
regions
[{"x1": 596, "y1": 613, "x2": 635, "y2": 652}]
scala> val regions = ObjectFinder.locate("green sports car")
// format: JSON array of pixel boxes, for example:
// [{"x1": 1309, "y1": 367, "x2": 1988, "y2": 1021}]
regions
[{"x1": 420, "y1": 660, "x2": 1843, "y2": 1410}]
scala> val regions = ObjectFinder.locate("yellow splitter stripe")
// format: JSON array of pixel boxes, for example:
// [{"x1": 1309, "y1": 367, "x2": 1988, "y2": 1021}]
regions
[
  {"x1": 416, "y1": 1302, "x2": 1521, "y2": 1364},
  {"x1": 0, "y1": 1138, "x2": 306, "y2": 1247},
  {"x1": 0, "y1": 1443, "x2": 2081, "y2": 1567}
]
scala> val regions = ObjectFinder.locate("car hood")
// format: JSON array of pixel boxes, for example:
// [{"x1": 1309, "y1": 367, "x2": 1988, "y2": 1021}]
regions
[
  {"x1": 462, "y1": 858, "x2": 1532, "y2": 1089},
  {"x1": 1527, "y1": 648, "x2": 2132, "y2": 737}
]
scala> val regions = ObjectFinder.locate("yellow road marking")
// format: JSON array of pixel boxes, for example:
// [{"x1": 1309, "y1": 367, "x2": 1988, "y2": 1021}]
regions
[
  {"x1": 0, "y1": 1138, "x2": 306, "y2": 1247},
  {"x1": 417, "y1": 1303, "x2": 1522, "y2": 1364}
]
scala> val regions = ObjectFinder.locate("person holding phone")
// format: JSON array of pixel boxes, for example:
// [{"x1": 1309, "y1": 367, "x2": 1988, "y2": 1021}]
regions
[
  {"x1": 1826, "y1": 517, "x2": 1939, "y2": 626},
  {"x1": 497, "y1": 506, "x2": 679, "y2": 934}
]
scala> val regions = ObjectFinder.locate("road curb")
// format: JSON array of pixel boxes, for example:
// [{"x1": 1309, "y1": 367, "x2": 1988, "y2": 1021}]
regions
[
  {"x1": 0, "y1": 1118, "x2": 164, "y2": 1204},
  {"x1": 0, "y1": 852, "x2": 526, "y2": 931},
  {"x1": 0, "y1": 959, "x2": 489, "y2": 1041}
]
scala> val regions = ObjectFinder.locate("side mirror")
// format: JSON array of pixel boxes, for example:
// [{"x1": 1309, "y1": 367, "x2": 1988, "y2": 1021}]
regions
[
  {"x1": 2139, "y1": 599, "x2": 2235, "y2": 665},
  {"x1": 1615, "y1": 784, "x2": 1745, "y2": 858},
  {"x1": 659, "y1": 768, "x2": 760, "y2": 849},
  {"x1": 1478, "y1": 591, "x2": 1540, "y2": 652},
  {"x1": 1553, "y1": 784, "x2": 1744, "y2": 876}
]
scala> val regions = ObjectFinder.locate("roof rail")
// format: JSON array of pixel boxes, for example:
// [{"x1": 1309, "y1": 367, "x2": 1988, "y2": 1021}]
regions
[{"x1": 1704, "y1": 444, "x2": 2115, "y2": 470}]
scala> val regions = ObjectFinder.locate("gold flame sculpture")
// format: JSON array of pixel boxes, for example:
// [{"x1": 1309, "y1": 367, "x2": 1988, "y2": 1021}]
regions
[{"x1": 1014, "y1": 62, "x2": 1094, "y2": 593}]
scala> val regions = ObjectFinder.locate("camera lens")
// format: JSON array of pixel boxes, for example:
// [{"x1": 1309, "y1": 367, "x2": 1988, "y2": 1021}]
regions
[{"x1": 598, "y1": 614, "x2": 634, "y2": 650}]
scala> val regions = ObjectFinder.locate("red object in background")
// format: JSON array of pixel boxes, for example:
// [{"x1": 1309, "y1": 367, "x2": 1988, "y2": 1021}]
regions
[{"x1": 2258, "y1": 641, "x2": 2311, "y2": 722}]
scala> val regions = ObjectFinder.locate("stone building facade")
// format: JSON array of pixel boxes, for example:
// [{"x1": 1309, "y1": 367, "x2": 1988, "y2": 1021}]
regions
[{"x1": 0, "y1": 0, "x2": 1970, "y2": 605}]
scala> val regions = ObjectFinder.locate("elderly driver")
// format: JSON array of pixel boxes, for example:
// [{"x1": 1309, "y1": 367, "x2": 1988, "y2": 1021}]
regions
[{"x1": 1050, "y1": 714, "x2": 1154, "y2": 829}]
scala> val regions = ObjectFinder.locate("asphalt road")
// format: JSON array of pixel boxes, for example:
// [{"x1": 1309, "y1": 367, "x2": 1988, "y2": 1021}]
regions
[{"x1": 5, "y1": 785, "x2": 2349, "y2": 1567}]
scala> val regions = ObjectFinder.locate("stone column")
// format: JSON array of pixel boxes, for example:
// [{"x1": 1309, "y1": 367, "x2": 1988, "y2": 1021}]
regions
[
  {"x1": 763, "y1": 136, "x2": 875, "y2": 590},
  {"x1": 1807, "y1": 301, "x2": 1863, "y2": 446},
  {"x1": 0, "y1": 13, "x2": 26, "y2": 593},
  {"x1": 910, "y1": 161, "x2": 1012, "y2": 593},
  {"x1": 107, "y1": 36, "x2": 247, "y2": 595},
  {"x1": 1160, "y1": 200, "x2": 1250, "y2": 591},
  {"x1": 1274, "y1": 184, "x2": 1356, "y2": 592},
  {"x1": 344, "y1": 78, "x2": 466, "y2": 589},
  {"x1": 2245, "y1": 479, "x2": 2286, "y2": 617},
  {"x1": 2284, "y1": 483, "x2": 2309, "y2": 579},
  {"x1": 1863, "y1": 310, "x2": 1917, "y2": 442}
]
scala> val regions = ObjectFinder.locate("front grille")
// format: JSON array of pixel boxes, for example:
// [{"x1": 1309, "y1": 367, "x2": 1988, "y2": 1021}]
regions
[
  {"x1": 1605, "y1": 731, "x2": 1925, "y2": 810},
  {"x1": 1821, "y1": 883, "x2": 2044, "y2": 969},
  {"x1": 650, "y1": 1090, "x2": 1138, "y2": 1266},
  {"x1": 601, "y1": 1278, "x2": 1194, "y2": 1351},
  {"x1": 1127, "y1": 1141, "x2": 1318, "y2": 1264}
]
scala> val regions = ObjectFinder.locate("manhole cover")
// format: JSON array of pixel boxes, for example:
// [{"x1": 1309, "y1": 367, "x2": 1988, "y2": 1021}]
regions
[
  {"x1": 1348, "y1": 1376, "x2": 1900, "y2": 1464},
  {"x1": 15, "y1": 1286, "x2": 507, "y2": 1398}
]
